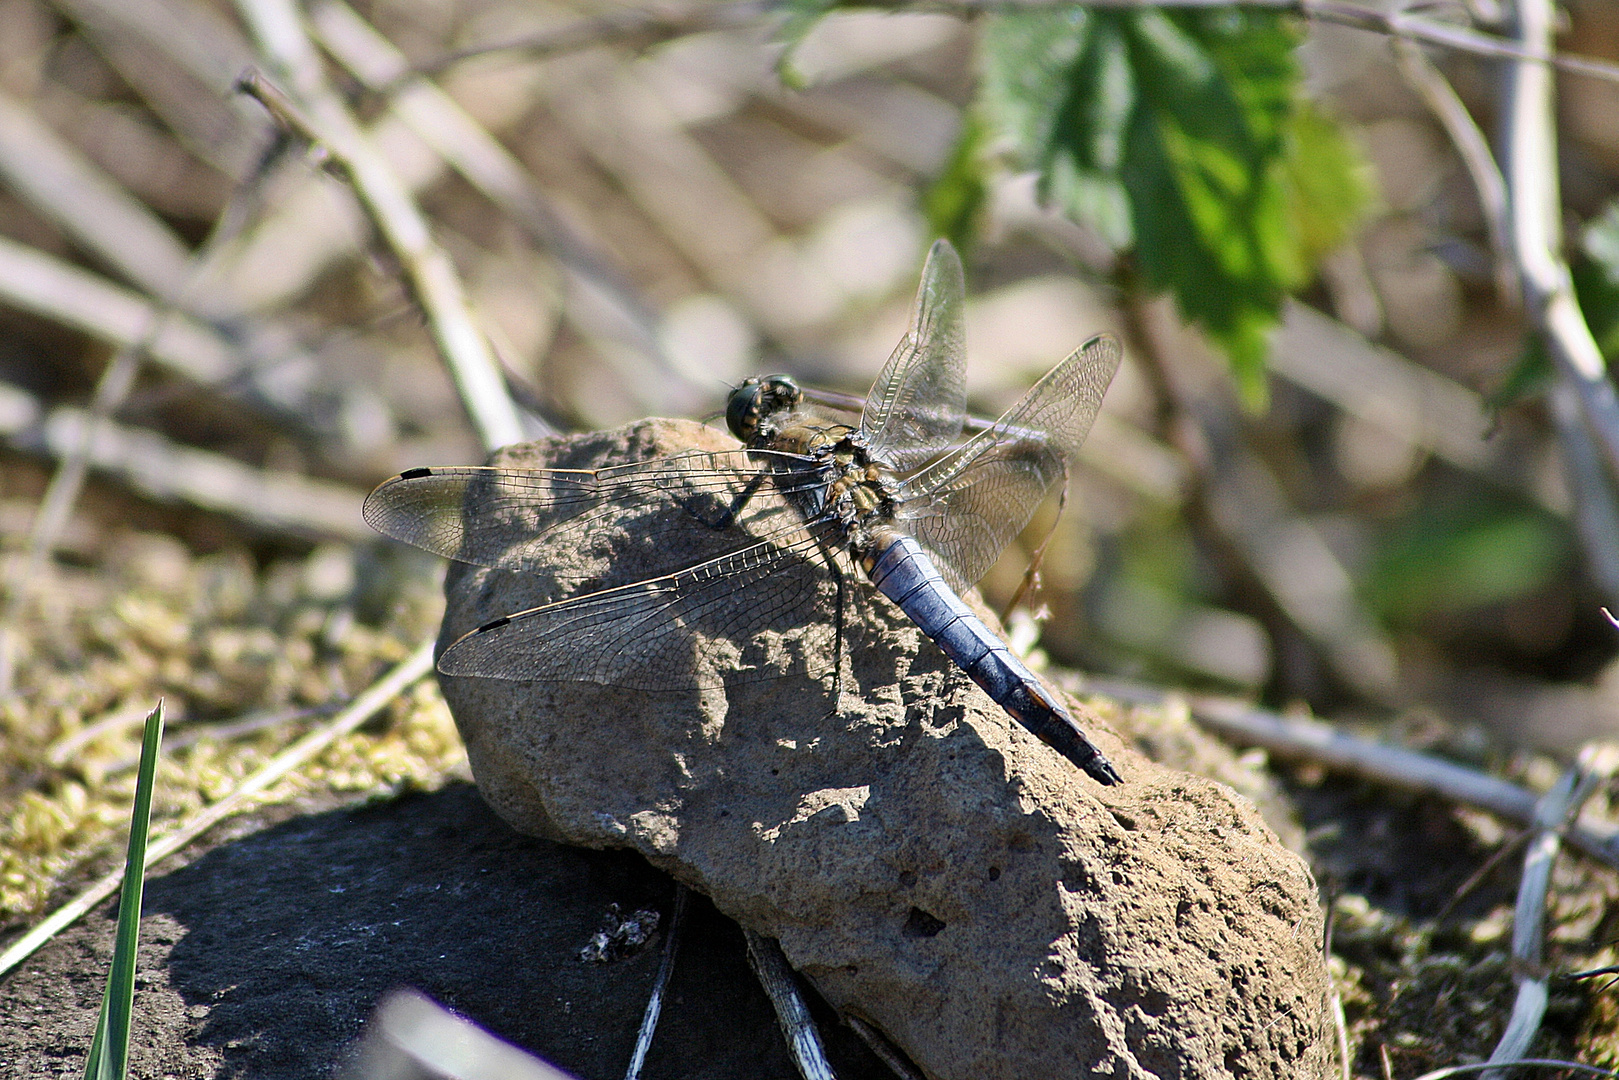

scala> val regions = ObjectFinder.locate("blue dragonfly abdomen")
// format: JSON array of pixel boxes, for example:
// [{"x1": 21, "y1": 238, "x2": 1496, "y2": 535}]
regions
[{"x1": 860, "y1": 530, "x2": 1120, "y2": 785}]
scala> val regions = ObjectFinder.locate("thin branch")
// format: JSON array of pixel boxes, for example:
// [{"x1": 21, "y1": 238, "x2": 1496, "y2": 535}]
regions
[
  {"x1": 308, "y1": 0, "x2": 675, "y2": 393},
  {"x1": 1500, "y1": 0, "x2": 1619, "y2": 500},
  {"x1": 845, "y1": 1016, "x2": 926, "y2": 1080},
  {"x1": 624, "y1": 885, "x2": 688, "y2": 1080},
  {"x1": 7, "y1": 396, "x2": 373, "y2": 542},
  {"x1": 1299, "y1": 0, "x2": 1619, "y2": 86},
  {"x1": 1125, "y1": 295, "x2": 1399, "y2": 704},
  {"x1": 393, "y1": 0, "x2": 780, "y2": 87},
  {"x1": 1083, "y1": 677, "x2": 1619, "y2": 870},
  {"x1": 233, "y1": 0, "x2": 526, "y2": 454},
  {"x1": 359, "y1": 989, "x2": 579, "y2": 1080},
  {"x1": 0, "y1": 236, "x2": 235, "y2": 385},
  {"x1": 1414, "y1": 1062, "x2": 1619, "y2": 1080},
  {"x1": 1391, "y1": 38, "x2": 1519, "y2": 308},
  {"x1": 1548, "y1": 379, "x2": 1619, "y2": 602},
  {"x1": 399, "y1": 0, "x2": 1619, "y2": 90},
  {"x1": 0, "y1": 87, "x2": 192, "y2": 295},
  {"x1": 0, "y1": 638, "x2": 437, "y2": 979},
  {"x1": 743, "y1": 929, "x2": 838, "y2": 1080},
  {"x1": 1481, "y1": 746, "x2": 1619, "y2": 1080}
]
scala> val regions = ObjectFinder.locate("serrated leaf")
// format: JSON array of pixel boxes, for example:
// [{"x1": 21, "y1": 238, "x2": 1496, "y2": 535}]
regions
[{"x1": 980, "y1": 7, "x2": 1370, "y2": 409}]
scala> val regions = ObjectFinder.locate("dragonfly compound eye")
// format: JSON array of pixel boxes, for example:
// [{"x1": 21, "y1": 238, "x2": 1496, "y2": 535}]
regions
[
  {"x1": 727, "y1": 375, "x2": 801, "y2": 443},
  {"x1": 726, "y1": 378, "x2": 765, "y2": 442}
]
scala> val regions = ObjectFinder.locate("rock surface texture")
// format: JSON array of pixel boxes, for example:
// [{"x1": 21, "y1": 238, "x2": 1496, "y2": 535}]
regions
[{"x1": 441, "y1": 419, "x2": 1335, "y2": 1080}]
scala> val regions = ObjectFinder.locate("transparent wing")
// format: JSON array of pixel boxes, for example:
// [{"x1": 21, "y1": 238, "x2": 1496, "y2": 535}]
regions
[
  {"x1": 363, "y1": 449, "x2": 830, "y2": 586},
  {"x1": 439, "y1": 523, "x2": 842, "y2": 690},
  {"x1": 894, "y1": 334, "x2": 1122, "y2": 588},
  {"x1": 859, "y1": 239, "x2": 968, "y2": 471}
]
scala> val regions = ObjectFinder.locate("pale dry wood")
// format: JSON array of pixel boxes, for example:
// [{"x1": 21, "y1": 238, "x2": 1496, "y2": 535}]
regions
[
  {"x1": 399, "y1": 0, "x2": 776, "y2": 83},
  {"x1": 1200, "y1": 424, "x2": 1399, "y2": 700},
  {"x1": 1086, "y1": 678, "x2": 1619, "y2": 870},
  {"x1": 357, "y1": 989, "x2": 578, "y2": 1080},
  {"x1": 908, "y1": 0, "x2": 1619, "y2": 87},
  {"x1": 1500, "y1": 0, "x2": 1619, "y2": 544},
  {"x1": 743, "y1": 928, "x2": 838, "y2": 1080},
  {"x1": 0, "y1": 87, "x2": 193, "y2": 296},
  {"x1": 1550, "y1": 378, "x2": 1619, "y2": 602},
  {"x1": 623, "y1": 884, "x2": 687, "y2": 1080},
  {"x1": 15, "y1": 400, "x2": 372, "y2": 541},
  {"x1": 0, "y1": 235, "x2": 235, "y2": 386},
  {"x1": 541, "y1": 49, "x2": 796, "y2": 333},
  {"x1": 1481, "y1": 746, "x2": 1619, "y2": 1080},
  {"x1": 1272, "y1": 303, "x2": 1495, "y2": 477},
  {"x1": 51, "y1": 0, "x2": 265, "y2": 174},
  {"x1": 1392, "y1": 39, "x2": 1518, "y2": 308},
  {"x1": 308, "y1": 0, "x2": 674, "y2": 391},
  {"x1": 234, "y1": 0, "x2": 525, "y2": 452},
  {"x1": 201, "y1": 53, "x2": 547, "y2": 318}
]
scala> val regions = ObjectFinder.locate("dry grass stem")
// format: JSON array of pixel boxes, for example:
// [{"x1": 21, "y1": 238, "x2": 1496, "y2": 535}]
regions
[{"x1": 235, "y1": 0, "x2": 524, "y2": 452}]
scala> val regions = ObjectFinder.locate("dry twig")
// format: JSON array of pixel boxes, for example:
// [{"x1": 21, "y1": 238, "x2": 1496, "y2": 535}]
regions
[
  {"x1": 233, "y1": 0, "x2": 526, "y2": 452},
  {"x1": 744, "y1": 928, "x2": 838, "y2": 1080},
  {"x1": 1481, "y1": 746, "x2": 1619, "y2": 1079},
  {"x1": 1087, "y1": 678, "x2": 1619, "y2": 870}
]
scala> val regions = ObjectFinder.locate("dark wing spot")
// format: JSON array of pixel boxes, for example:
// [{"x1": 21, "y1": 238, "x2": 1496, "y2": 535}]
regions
[
  {"x1": 400, "y1": 467, "x2": 434, "y2": 479},
  {"x1": 476, "y1": 615, "x2": 513, "y2": 632}
]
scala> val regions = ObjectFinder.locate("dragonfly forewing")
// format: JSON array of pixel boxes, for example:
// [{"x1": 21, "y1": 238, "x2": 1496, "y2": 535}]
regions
[
  {"x1": 440, "y1": 522, "x2": 844, "y2": 691},
  {"x1": 363, "y1": 449, "x2": 834, "y2": 583}
]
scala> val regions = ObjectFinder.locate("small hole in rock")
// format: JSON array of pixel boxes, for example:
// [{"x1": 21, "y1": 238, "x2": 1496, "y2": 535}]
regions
[{"x1": 902, "y1": 907, "x2": 946, "y2": 938}]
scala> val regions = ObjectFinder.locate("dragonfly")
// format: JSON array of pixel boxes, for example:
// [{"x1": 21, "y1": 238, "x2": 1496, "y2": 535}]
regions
[{"x1": 364, "y1": 240, "x2": 1123, "y2": 785}]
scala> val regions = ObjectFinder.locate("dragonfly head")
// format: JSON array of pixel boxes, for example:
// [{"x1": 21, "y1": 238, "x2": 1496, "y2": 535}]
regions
[{"x1": 726, "y1": 374, "x2": 802, "y2": 443}]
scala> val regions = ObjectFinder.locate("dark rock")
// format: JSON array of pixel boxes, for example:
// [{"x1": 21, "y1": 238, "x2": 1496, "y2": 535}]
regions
[
  {"x1": 0, "y1": 784, "x2": 894, "y2": 1079},
  {"x1": 442, "y1": 419, "x2": 1336, "y2": 1080}
]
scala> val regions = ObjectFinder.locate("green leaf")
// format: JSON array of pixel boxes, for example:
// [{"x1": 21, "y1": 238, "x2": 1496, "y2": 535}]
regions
[
  {"x1": 1572, "y1": 254, "x2": 1619, "y2": 363},
  {"x1": 1577, "y1": 200, "x2": 1619, "y2": 363},
  {"x1": 83, "y1": 701, "x2": 164, "y2": 1080},
  {"x1": 1366, "y1": 501, "x2": 1569, "y2": 621},
  {"x1": 1584, "y1": 198, "x2": 1619, "y2": 286},
  {"x1": 980, "y1": 6, "x2": 1370, "y2": 408},
  {"x1": 923, "y1": 113, "x2": 989, "y2": 255}
]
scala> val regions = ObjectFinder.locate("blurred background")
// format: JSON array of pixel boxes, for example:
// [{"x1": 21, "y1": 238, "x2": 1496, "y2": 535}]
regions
[
  {"x1": 4, "y1": 0, "x2": 1619, "y2": 743},
  {"x1": 5, "y1": 0, "x2": 1619, "y2": 1072}
]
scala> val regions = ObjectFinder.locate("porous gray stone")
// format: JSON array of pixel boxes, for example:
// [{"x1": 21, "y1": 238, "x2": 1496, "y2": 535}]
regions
[{"x1": 440, "y1": 418, "x2": 1335, "y2": 1080}]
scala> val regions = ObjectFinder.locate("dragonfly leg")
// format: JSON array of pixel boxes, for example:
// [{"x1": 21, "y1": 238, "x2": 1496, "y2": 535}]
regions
[
  {"x1": 679, "y1": 468, "x2": 770, "y2": 531},
  {"x1": 818, "y1": 539, "x2": 849, "y2": 704}
]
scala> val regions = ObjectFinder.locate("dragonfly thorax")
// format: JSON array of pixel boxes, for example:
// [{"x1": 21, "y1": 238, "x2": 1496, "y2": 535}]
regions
[{"x1": 726, "y1": 374, "x2": 802, "y2": 444}]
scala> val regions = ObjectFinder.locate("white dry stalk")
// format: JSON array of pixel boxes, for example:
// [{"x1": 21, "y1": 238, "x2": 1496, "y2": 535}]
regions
[
  {"x1": 1481, "y1": 745, "x2": 1619, "y2": 1080},
  {"x1": 233, "y1": 0, "x2": 525, "y2": 455}
]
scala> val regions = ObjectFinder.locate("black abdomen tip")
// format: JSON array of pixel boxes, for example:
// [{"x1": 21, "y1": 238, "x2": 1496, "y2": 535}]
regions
[{"x1": 1086, "y1": 756, "x2": 1122, "y2": 786}]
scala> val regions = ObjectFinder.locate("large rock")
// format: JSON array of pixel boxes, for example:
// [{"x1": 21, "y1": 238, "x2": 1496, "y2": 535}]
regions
[{"x1": 440, "y1": 419, "x2": 1334, "y2": 1080}]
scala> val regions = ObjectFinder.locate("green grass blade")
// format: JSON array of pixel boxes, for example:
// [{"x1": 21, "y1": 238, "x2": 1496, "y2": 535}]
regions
[{"x1": 82, "y1": 700, "x2": 164, "y2": 1080}]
